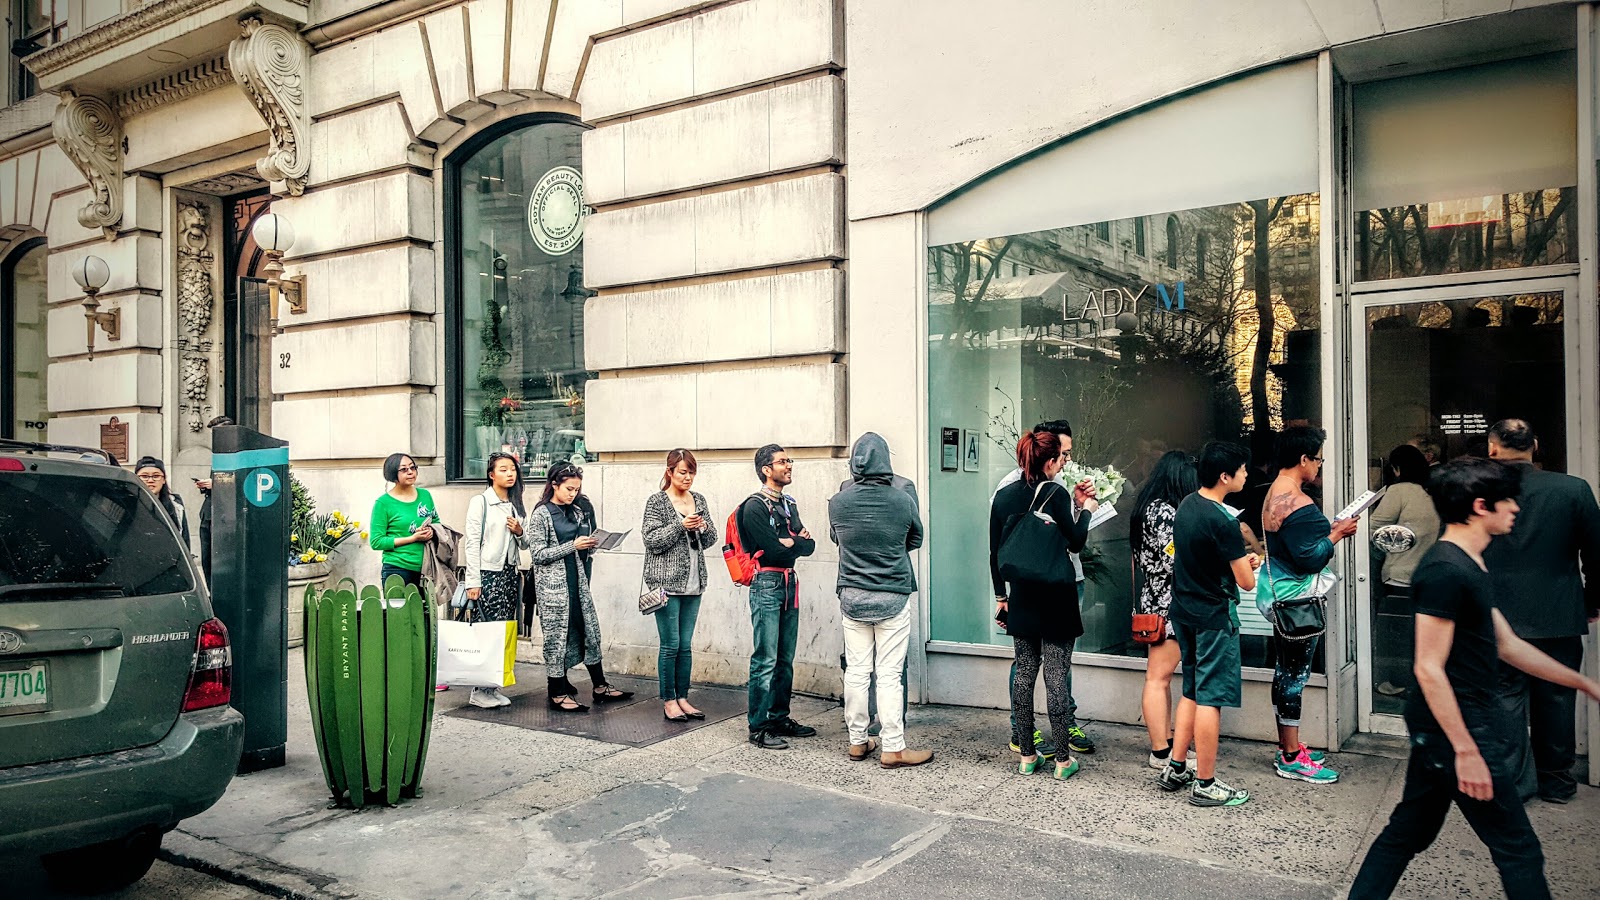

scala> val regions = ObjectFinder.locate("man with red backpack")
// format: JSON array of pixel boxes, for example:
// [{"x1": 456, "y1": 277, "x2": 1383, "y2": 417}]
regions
[{"x1": 738, "y1": 444, "x2": 818, "y2": 749}]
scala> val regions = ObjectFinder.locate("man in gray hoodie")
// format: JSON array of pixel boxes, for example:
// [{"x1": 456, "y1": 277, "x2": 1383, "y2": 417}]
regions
[{"x1": 829, "y1": 433, "x2": 933, "y2": 768}]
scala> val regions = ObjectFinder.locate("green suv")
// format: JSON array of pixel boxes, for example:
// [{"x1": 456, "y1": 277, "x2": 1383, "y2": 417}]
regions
[{"x1": 0, "y1": 440, "x2": 244, "y2": 893}]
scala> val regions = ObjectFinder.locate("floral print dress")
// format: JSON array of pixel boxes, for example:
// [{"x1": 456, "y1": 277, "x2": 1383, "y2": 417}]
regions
[{"x1": 1136, "y1": 499, "x2": 1178, "y2": 638}]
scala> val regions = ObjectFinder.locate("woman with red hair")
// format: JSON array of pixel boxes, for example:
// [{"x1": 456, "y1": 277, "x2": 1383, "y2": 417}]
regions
[{"x1": 989, "y1": 431, "x2": 1099, "y2": 780}]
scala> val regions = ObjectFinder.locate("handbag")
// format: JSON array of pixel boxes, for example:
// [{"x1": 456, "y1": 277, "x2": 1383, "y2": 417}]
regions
[
  {"x1": 1262, "y1": 547, "x2": 1328, "y2": 642},
  {"x1": 638, "y1": 568, "x2": 668, "y2": 616},
  {"x1": 997, "y1": 482, "x2": 1075, "y2": 586},
  {"x1": 1131, "y1": 613, "x2": 1167, "y2": 644}
]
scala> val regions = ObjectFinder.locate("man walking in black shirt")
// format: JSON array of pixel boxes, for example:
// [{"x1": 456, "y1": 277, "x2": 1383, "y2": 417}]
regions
[
  {"x1": 741, "y1": 444, "x2": 818, "y2": 749},
  {"x1": 1349, "y1": 459, "x2": 1600, "y2": 899},
  {"x1": 1484, "y1": 418, "x2": 1600, "y2": 803}
]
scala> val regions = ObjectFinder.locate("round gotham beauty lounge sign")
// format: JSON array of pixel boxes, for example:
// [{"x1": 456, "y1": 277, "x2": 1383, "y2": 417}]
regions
[{"x1": 528, "y1": 166, "x2": 586, "y2": 256}]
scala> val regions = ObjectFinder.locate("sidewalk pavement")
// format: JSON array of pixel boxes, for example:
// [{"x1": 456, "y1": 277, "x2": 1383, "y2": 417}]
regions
[{"x1": 165, "y1": 651, "x2": 1600, "y2": 899}]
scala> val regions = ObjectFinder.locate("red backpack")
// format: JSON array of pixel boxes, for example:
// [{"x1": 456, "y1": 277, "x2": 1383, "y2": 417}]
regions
[{"x1": 722, "y1": 495, "x2": 766, "y2": 586}]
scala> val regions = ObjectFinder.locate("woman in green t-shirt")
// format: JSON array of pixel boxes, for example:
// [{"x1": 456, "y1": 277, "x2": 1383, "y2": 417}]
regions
[{"x1": 369, "y1": 453, "x2": 437, "y2": 588}]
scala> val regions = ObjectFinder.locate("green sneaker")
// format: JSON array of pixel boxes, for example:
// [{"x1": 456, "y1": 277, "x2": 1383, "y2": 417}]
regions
[
  {"x1": 1274, "y1": 747, "x2": 1339, "y2": 784},
  {"x1": 1189, "y1": 778, "x2": 1251, "y2": 807},
  {"x1": 1065, "y1": 725, "x2": 1095, "y2": 754},
  {"x1": 1008, "y1": 730, "x2": 1057, "y2": 760},
  {"x1": 1053, "y1": 757, "x2": 1081, "y2": 781},
  {"x1": 1155, "y1": 763, "x2": 1195, "y2": 792}
]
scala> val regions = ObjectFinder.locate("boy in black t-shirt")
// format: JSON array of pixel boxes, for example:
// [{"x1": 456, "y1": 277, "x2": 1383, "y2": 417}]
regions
[
  {"x1": 1349, "y1": 458, "x2": 1600, "y2": 899},
  {"x1": 1157, "y1": 441, "x2": 1261, "y2": 807}
]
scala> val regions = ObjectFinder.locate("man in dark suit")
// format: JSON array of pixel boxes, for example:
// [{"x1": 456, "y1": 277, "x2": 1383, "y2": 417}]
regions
[{"x1": 1484, "y1": 418, "x2": 1600, "y2": 803}]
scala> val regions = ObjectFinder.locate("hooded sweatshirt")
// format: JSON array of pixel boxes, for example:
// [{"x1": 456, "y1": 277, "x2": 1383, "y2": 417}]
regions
[{"x1": 828, "y1": 433, "x2": 924, "y2": 615}]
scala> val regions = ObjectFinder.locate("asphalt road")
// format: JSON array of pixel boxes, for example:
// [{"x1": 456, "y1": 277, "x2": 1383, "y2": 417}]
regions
[{"x1": 8, "y1": 857, "x2": 273, "y2": 899}]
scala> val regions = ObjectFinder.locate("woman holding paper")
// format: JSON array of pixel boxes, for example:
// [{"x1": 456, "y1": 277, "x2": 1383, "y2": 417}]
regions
[
  {"x1": 1258, "y1": 426, "x2": 1358, "y2": 785},
  {"x1": 527, "y1": 462, "x2": 633, "y2": 711},
  {"x1": 461, "y1": 451, "x2": 529, "y2": 709},
  {"x1": 642, "y1": 449, "x2": 718, "y2": 722}
]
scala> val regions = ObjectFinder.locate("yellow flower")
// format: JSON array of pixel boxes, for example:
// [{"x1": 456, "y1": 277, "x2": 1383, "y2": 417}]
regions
[
  {"x1": 360, "y1": 531, "x2": 369, "y2": 540},
  {"x1": 314, "y1": 553, "x2": 328, "y2": 563},
  {"x1": 291, "y1": 534, "x2": 299, "y2": 543},
  {"x1": 331, "y1": 510, "x2": 344, "y2": 523},
  {"x1": 300, "y1": 552, "x2": 313, "y2": 563},
  {"x1": 325, "y1": 528, "x2": 338, "y2": 536}
]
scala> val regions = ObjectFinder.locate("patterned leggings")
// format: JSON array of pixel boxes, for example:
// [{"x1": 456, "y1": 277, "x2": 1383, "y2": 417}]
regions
[
  {"x1": 1271, "y1": 634, "x2": 1318, "y2": 727},
  {"x1": 1011, "y1": 635, "x2": 1075, "y2": 757}
]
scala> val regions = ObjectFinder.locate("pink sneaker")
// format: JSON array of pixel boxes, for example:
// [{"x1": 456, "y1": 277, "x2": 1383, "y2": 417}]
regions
[{"x1": 435, "y1": 684, "x2": 450, "y2": 692}]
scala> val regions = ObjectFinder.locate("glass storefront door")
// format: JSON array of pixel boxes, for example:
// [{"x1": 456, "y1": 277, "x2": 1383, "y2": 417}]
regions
[{"x1": 1349, "y1": 276, "x2": 1575, "y2": 732}]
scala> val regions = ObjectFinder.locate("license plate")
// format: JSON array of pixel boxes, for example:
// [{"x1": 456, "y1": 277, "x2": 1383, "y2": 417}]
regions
[{"x1": 0, "y1": 661, "x2": 47, "y2": 714}]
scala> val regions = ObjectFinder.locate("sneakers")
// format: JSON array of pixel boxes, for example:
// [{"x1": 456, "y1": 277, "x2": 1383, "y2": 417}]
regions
[
  {"x1": 1018, "y1": 755, "x2": 1043, "y2": 775},
  {"x1": 1147, "y1": 748, "x2": 1197, "y2": 770},
  {"x1": 1008, "y1": 730, "x2": 1058, "y2": 760},
  {"x1": 749, "y1": 730, "x2": 789, "y2": 750},
  {"x1": 467, "y1": 688, "x2": 502, "y2": 709},
  {"x1": 1274, "y1": 747, "x2": 1339, "y2": 784},
  {"x1": 1270, "y1": 743, "x2": 1325, "y2": 764},
  {"x1": 1155, "y1": 763, "x2": 1196, "y2": 792},
  {"x1": 1053, "y1": 757, "x2": 1081, "y2": 781},
  {"x1": 1189, "y1": 778, "x2": 1251, "y2": 807},
  {"x1": 1065, "y1": 725, "x2": 1095, "y2": 754},
  {"x1": 880, "y1": 748, "x2": 934, "y2": 769},
  {"x1": 769, "y1": 718, "x2": 817, "y2": 738}
]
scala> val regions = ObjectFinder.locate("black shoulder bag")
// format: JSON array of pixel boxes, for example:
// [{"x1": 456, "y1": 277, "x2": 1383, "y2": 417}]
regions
[{"x1": 997, "y1": 482, "x2": 1075, "y2": 586}]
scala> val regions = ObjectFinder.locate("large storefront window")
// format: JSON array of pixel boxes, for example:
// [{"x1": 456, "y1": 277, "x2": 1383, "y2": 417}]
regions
[
  {"x1": 447, "y1": 118, "x2": 592, "y2": 481},
  {"x1": 3, "y1": 240, "x2": 48, "y2": 440},
  {"x1": 928, "y1": 195, "x2": 1323, "y2": 670}
]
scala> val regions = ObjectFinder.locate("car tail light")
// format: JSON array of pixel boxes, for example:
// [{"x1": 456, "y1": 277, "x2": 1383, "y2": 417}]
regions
[
  {"x1": 182, "y1": 618, "x2": 232, "y2": 712},
  {"x1": 0, "y1": 458, "x2": 23, "y2": 471}
]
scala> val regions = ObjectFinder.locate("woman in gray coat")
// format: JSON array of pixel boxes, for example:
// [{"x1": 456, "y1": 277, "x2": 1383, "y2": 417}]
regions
[
  {"x1": 642, "y1": 449, "x2": 718, "y2": 722},
  {"x1": 526, "y1": 463, "x2": 633, "y2": 712}
]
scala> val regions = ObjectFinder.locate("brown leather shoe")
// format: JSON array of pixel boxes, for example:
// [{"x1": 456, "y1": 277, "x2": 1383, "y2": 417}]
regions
[
  {"x1": 847, "y1": 738, "x2": 880, "y2": 761},
  {"x1": 880, "y1": 748, "x2": 934, "y2": 769}
]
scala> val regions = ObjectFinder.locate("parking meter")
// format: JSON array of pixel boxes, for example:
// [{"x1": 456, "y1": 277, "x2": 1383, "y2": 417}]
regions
[{"x1": 209, "y1": 425, "x2": 289, "y2": 772}]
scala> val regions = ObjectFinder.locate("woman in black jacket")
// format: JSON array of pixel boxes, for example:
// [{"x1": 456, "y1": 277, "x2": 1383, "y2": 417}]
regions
[{"x1": 989, "y1": 431, "x2": 1097, "y2": 781}]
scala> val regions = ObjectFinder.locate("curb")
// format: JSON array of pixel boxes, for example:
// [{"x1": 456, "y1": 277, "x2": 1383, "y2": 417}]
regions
[{"x1": 161, "y1": 829, "x2": 363, "y2": 900}]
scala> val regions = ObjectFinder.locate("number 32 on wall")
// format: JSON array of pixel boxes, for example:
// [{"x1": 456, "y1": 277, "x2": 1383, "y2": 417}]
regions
[{"x1": 278, "y1": 352, "x2": 291, "y2": 369}]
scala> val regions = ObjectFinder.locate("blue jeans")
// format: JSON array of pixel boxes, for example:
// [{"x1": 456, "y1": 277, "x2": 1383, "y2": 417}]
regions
[
  {"x1": 747, "y1": 571, "x2": 798, "y2": 733},
  {"x1": 380, "y1": 564, "x2": 422, "y2": 588},
  {"x1": 655, "y1": 594, "x2": 703, "y2": 700},
  {"x1": 1008, "y1": 580, "x2": 1080, "y2": 737}
]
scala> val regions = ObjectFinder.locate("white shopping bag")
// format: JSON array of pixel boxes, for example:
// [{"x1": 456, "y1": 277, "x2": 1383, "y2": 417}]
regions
[{"x1": 436, "y1": 619, "x2": 517, "y2": 688}]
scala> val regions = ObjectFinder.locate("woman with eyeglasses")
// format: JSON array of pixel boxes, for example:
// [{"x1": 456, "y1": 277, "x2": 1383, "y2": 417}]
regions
[
  {"x1": 1258, "y1": 426, "x2": 1357, "y2": 785},
  {"x1": 368, "y1": 453, "x2": 437, "y2": 591},
  {"x1": 135, "y1": 456, "x2": 190, "y2": 552},
  {"x1": 461, "y1": 451, "x2": 529, "y2": 709},
  {"x1": 526, "y1": 462, "x2": 633, "y2": 712},
  {"x1": 1131, "y1": 450, "x2": 1199, "y2": 769},
  {"x1": 642, "y1": 449, "x2": 717, "y2": 722}
]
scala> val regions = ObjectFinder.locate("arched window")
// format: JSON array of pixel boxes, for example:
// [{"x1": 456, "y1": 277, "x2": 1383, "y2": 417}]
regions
[
  {"x1": 1195, "y1": 232, "x2": 1210, "y2": 280},
  {"x1": 1165, "y1": 216, "x2": 1179, "y2": 268},
  {"x1": 2, "y1": 238, "x2": 48, "y2": 439},
  {"x1": 445, "y1": 117, "x2": 590, "y2": 481}
]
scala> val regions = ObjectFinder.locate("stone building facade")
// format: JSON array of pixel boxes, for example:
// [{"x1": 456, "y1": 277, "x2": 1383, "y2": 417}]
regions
[{"x1": 3, "y1": 1, "x2": 1597, "y2": 773}]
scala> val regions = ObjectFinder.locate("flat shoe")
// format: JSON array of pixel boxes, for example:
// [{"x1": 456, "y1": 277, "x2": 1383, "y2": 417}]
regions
[
  {"x1": 664, "y1": 710, "x2": 689, "y2": 722},
  {"x1": 881, "y1": 748, "x2": 934, "y2": 769},
  {"x1": 548, "y1": 696, "x2": 589, "y2": 713},
  {"x1": 682, "y1": 709, "x2": 706, "y2": 720},
  {"x1": 592, "y1": 686, "x2": 635, "y2": 703}
]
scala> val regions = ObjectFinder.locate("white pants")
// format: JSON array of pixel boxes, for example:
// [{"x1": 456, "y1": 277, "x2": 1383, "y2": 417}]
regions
[{"x1": 842, "y1": 604, "x2": 912, "y2": 752}]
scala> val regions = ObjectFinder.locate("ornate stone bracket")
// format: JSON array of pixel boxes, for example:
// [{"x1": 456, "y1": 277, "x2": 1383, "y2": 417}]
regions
[
  {"x1": 52, "y1": 90, "x2": 123, "y2": 239},
  {"x1": 229, "y1": 17, "x2": 311, "y2": 196}
]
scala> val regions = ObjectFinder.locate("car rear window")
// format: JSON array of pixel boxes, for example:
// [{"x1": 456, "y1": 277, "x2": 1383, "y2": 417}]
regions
[{"x1": 0, "y1": 471, "x2": 194, "y2": 598}]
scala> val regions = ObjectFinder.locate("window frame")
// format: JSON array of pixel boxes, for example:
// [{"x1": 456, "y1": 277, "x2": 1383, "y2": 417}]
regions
[
  {"x1": 442, "y1": 113, "x2": 589, "y2": 483},
  {"x1": 1, "y1": 236, "x2": 46, "y2": 440}
]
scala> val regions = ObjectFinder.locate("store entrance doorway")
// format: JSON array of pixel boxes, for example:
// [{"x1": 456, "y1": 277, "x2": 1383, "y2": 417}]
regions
[{"x1": 1349, "y1": 274, "x2": 1576, "y2": 737}]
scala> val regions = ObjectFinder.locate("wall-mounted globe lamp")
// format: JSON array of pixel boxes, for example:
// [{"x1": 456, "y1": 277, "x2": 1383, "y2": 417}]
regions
[
  {"x1": 251, "y1": 212, "x2": 306, "y2": 333},
  {"x1": 71, "y1": 254, "x2": 116, "y2": 360}
]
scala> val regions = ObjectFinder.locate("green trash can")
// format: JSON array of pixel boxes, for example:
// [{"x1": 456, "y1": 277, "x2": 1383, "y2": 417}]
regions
[{"x1": 304, "y1": 574, "x2": 438, "y2": 808}]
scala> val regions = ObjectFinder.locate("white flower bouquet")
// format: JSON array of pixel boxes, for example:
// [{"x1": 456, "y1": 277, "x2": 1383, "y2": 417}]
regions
[{"x1": 1058, "y1": 461, "x2": 1128, "y2": 507}]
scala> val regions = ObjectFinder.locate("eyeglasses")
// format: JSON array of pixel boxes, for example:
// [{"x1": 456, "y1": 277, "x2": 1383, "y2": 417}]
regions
[
  {"x1": 397, "y1": 465, "x2": 418, "y2": 474},
  {"x1": 137, "y1": 473, "x2": 164, "y2": 481},
  {"x1": 771, "y1": 458, "x2": 794, "y2": 467},
  {"x1": 1310, "y1": 456, "x2": 1325, "y2": 464}
]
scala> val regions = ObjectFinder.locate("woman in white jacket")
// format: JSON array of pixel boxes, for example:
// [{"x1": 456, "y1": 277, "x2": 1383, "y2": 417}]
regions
[{"x1": 462, "y1": 451, "x2": 529, "y2": 709}]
